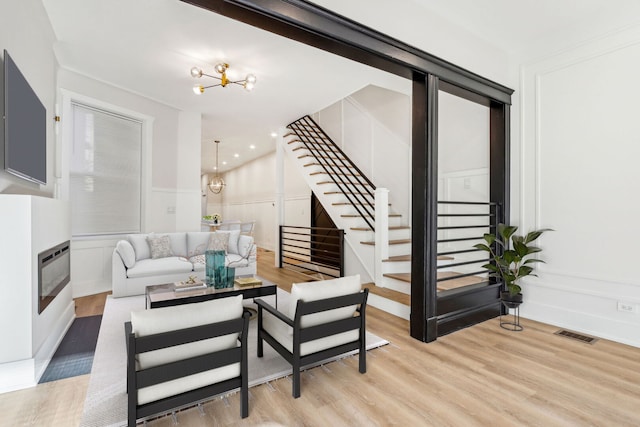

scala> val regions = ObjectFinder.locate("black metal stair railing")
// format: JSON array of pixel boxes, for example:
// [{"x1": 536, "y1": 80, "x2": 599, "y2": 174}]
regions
[
  {"x1": 287, "y1": 115, "x2": 376, "y2": 231},
  {"x1": 436, "y1": 201, "x2": 501, "y2": 291},
  {"x1": 279, "y1": 225, "x2": 344, "y2": 279}
]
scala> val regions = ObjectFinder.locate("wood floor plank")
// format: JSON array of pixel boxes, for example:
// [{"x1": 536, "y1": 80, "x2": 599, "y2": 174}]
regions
[{"x1": 0, "y1": 246, "x2": 638, "y2": 426}]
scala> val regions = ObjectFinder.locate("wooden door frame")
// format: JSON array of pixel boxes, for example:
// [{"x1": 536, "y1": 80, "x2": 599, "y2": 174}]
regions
[{"x1": 180, "y1": 0, "x2": 513, "y2": 342}]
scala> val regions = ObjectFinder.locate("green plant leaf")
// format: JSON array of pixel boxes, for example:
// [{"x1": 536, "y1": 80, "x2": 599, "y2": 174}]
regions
[
  {"x1": 482, "y1": 263, "x2": 499, "y2": 273},
  {"x1": 524, "y1": 259, "x2": 545, "y2": 265},
  {"x1": 473, "y1": 243, "x2": 491, "y2": 252},
  {"x1": 513, "y1": 240, "x2": 528, "y2": 258},
  {"x1": 518, "y1": 265, "x2": 534, "y2": 277},
  {"x1": 524, "y1": 228, "x2": 554, "y2": 244},
  {"x1": 503, "y1": 250, "x2": 519, "y2": 265},
  {"x1": 483, "y1": 233, "x2": 496, "y2": 246},
  {"x1": 498, "y1": 224, "x2": 518, "y2": 242},
  {"x1": 525, "y1": 246, "x2": 542, "y2": 255}
]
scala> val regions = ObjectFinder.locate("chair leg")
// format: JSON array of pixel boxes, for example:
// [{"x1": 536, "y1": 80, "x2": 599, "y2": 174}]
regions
[
  {"x1": 292, "y1": 360, "x2": 301, "y2": 398},
  {"x1": 257, "y1": 331, "x2": 263, "y2": 358},
  {"x1": 240, "y1": 385, "x2": 248, "y2": 418},
  {"x1": 359, "y1": 341, "x2": 367, "y2": 374}
]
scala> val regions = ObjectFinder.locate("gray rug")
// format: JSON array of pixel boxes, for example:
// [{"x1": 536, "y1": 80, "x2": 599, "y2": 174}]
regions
[{"x1": 80, "y1": 289, "x2": 388, "y2": 427}]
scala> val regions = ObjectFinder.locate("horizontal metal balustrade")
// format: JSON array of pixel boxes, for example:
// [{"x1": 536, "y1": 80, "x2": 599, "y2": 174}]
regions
[{"x1": 279, "y1": 225, "x2": 344, "y2": 279}]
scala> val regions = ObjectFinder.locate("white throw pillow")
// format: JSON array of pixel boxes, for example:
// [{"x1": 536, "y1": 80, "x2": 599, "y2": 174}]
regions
[
  {"x1": 237, "y1": 235, "x2": 254, "y2": 258},
  {"x1": 116, "y1": 240, "x2": 136, "y2": 268},
  {"x1": 128, "y1": 233, "x2": 153, "y2": 261},
  {"x1": 187, "y1": 232, "x2": 211, "y2": 257},
  {"x1": 288, "y1": 274, "x2": 361, "y2": 329}
]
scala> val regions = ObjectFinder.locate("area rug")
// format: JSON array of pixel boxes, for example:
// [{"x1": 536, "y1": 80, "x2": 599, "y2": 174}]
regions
[
  {"x1": 39, "y1": 315, "x2": 102, "y2": 383},
  {"x1": 80, "y1": 289, "x2": 388, "y2": 427}
]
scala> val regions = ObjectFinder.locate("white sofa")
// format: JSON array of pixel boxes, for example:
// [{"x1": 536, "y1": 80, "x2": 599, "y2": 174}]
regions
[{"x1": 112, "y1": 230, "x2": 256, "y2": 297}]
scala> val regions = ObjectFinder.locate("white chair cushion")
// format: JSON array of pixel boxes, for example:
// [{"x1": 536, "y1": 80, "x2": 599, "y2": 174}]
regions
[
  {"x1": 288, "y1": 274, "x2": 361, "y2": 328},
  {"x1": 126, "y1": 257, "x2": 193, "y2": 278},
  {"x1": 128, "y1": 233, "x2": 152, "y2": 261},
  {"x1": 116, "y1": 240, "x2": 136, "y2": 268},
  {"x1": 130, "y1": 295, "x2": 244, "y2": 405},
  {"x1": 262, "y1": 311, "x2": 359, "y2": 357}
]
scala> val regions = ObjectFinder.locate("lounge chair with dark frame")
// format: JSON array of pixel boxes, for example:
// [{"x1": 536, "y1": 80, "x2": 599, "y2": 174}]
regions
[
  {"x1": 125, "y1": 295, "x2": 250, "y2": 426},
  {"x1": 255, "y1": 274, "x2": 368, "y2": 398}
]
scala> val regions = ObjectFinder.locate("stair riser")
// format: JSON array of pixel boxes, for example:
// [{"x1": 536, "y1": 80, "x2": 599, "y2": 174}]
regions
[
  {"x1": 382, "y1": 259, "x2": 454, "y2": 274},
  {"x1": 378, "y1": 276, "x2": 411, "y2": 294},
  {"x1": 367, "y1": 294, "x2": 410, "y2": 320}
]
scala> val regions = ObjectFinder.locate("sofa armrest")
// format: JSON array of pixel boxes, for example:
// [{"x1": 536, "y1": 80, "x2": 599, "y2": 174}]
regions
[{"x1": 112, "y1": 248, "x2": 128, "y2": 298}]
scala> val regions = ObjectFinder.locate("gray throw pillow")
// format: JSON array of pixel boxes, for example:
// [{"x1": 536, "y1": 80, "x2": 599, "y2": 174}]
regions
[
  {"x1": 147, "y1": 235, "x2": 173, "y2": 259},
  {"x1": 207, "y1": 232, "x2": 230, "y2": 252}
]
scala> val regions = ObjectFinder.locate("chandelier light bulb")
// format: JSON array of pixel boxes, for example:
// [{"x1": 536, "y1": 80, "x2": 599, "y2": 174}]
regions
[
  {"x1": 215, "y1": 63, "x2": 228, "y2": 74},
  {"x1": 245, "y1": 74, "x2": 257, "y2": 84},
  {"x1": 190, "y1": 67, "x2": 203, "y2": 78},
  {"x1": 193, "y1": 84, "x2": 204, "y2": 95}
]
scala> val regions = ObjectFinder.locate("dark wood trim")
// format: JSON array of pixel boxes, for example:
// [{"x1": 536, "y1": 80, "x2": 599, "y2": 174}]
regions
[
  {"x1": 179, "y1": 0, "x2": 513, "y2": 343},
  {"x1": 410, "y1": 72, "x2": 427, "y2": 341},
  {"x1": 180, "y1": 0, "x2": 513, "y2": 103}
]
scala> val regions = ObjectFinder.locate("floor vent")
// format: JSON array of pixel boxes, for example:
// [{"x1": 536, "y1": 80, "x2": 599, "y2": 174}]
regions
[{"x1": 554, "y1": 329, "x2": 598, "y2": 344}]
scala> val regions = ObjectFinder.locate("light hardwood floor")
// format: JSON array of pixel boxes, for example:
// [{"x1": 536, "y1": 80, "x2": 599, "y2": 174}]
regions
[{"x1": 1, "y1": 248, "x2": 639, "y2": 426}]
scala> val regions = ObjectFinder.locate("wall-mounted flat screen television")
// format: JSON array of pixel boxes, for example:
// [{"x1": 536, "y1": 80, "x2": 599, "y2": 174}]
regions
[{"x1": 3, "y1": 49, "x2": 47, "y2": 185}]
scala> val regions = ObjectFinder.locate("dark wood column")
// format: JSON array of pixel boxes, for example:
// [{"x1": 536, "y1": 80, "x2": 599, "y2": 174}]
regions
[
  {"x1": 411, "y1": 73, "x2": 439, "y2": 342},
  {"x1": 490, "y1": 102, "x2": 510, "y2": 225}
]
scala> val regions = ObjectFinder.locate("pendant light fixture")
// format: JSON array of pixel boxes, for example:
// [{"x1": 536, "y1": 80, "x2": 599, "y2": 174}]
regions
[
  {"x1": 208, "y1": 140, "x2": 225, "y2": 194},
  {"x1": 191, "y1": 63, "x2": 257, "y2": 94}
]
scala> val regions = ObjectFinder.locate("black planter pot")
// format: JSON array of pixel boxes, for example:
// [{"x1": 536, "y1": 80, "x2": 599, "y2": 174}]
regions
[{"x1": 500, "y1": 291, "x2": 523, "y2": 309}]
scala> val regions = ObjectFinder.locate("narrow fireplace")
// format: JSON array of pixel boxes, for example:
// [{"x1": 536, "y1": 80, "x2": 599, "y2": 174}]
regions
[{"x1": 38, "y1": 241, "x2": 71, "y2": 314}]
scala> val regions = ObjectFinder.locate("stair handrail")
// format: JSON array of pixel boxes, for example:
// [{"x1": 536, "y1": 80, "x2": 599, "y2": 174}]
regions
[{"x1": 288, "y1": 115, "x2": 376, "y2": 230}]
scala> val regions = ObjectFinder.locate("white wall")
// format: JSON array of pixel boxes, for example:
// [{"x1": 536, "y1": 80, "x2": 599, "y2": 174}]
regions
[
  {"x1": 0, "y1": 196, "x2": 73, "y2": 392},
  {"x1": 316, "y1": 86, "x2": 412, "y2": 221},
  {"x1": 0, "y1": 1, "x2": 58, "y2": 196},
  {"x1": 207, "y1": 151, "x2": 310, "y2": 251},
  {"x1": 516, "y1": 24, "x2": 640, "y2": 347},
  {"x1": 56, "y1": 70, "x2": 202, "y2": 297}
]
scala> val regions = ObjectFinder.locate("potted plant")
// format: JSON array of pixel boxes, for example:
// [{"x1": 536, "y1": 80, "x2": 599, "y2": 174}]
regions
[{"x1": 474, "y1": 223, "x2": 551, "y2": 307}]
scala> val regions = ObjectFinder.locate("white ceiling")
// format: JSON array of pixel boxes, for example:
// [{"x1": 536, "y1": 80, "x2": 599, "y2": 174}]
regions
[
  {"x1": 42, "y1": 0, "x2": 640, "y2": 174},
  {"x1": 41, "y1": 0, "x2": 408, "y2": 175}
]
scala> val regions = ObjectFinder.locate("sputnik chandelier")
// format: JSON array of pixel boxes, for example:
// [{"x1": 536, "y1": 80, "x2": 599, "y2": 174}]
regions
[
  {"x1": 190, "y1": 63, "x2": 257, "y2": 94},
  {"x1": 208, "y1": 140, "x2": 225, "y2": 194}
]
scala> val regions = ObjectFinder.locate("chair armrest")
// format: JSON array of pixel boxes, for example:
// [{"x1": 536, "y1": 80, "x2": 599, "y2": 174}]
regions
[{"x1": 255, "y1": 298, "x2": 294, "y2": 327}]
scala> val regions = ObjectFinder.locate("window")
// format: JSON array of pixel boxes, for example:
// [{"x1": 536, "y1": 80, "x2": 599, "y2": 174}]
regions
[{"x1": 70, "y1": 103, "x2": 142, "y2": 236}]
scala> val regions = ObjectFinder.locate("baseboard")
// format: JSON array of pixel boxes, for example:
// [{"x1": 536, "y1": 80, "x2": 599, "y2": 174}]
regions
[{"x1": 520, "y1": 300, "x2": 640, "y2": 349}]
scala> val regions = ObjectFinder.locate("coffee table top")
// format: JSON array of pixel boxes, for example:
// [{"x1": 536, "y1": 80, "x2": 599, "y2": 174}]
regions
[{"x1": 145, "y1": 275, "x2": 277, "y2": 308}]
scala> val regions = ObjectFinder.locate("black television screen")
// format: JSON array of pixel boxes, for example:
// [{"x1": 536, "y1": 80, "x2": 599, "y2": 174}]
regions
[{"x1": 3, "y1": 50, "x2": 47, "y2": 185}]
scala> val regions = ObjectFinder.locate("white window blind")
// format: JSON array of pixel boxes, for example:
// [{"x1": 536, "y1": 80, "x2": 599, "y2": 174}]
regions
[{"x1": 70, "y1": 103, "x2": 142, "y2": 236}]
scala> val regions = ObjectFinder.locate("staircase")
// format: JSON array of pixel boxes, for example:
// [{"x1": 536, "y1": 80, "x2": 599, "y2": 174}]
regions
[{"x1": 284, "y1": 115, "x2": 415, "y2": 318}]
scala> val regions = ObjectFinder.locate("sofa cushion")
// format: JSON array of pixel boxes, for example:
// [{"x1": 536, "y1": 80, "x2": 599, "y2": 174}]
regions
[
  {"x1": 128, "y1": 233, "x2": 152, "y2": 261},
  {"x1": 189, "y1": 253, "x2": 248, "y2": 272},
  {"x1": 147, "y1": 235, "x2": 173, "y2": 259},
  {"x1": 165, "y1": 232, "x2": 188, "y2": 258},
  {"x1": 288, "y1": 274, "x2": 361, "y2": 327},
  {"x1": 126, "y1": 257, "x2": 193, "y2": 278},
  {"x1": 130, "y1": 296, "x2": 243, "y2": 405},
  {"x1": 187, "y1": 232, "x2": 211, "y2": 257},
  {"x1": 116, "y1": 240, "x2": 136, "y2": 268},
  {"x1": 216, "y1": 230, "x2": 241, "y2": 255}
]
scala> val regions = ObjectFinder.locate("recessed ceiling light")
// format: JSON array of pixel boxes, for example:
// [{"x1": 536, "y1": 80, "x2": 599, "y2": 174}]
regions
[
  {"x1": 270, "y1": 132, "x2": 277, "y2": 138},
  {"x1": 249, "y1": 144, "x2": 256, "y2": 150},
  {"x1": 222, "y1": 161, "x2": 227, "y2": 165},
  {"x1": 234, "y1": 153, "x2": 239, "y2": 158}
]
